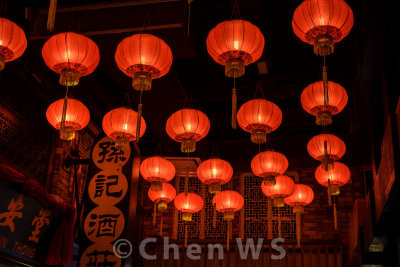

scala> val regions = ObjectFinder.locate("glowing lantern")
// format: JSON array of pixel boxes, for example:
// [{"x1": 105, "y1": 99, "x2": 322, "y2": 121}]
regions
[
  {"x1": 148, "y1": 182, "x2": 176, "y2": 236},
  {"x1": 206, "y1": 20, "x2": 265, "y2": 129},
  {"x1": 46, "y1": 98, "x2": 90, "y2": 140},
  {"x1": 307, "y1": 134, "x2": 346, "y2": 170},
  {"x1": 140, "y1": 156, "x2": 176, "y2": 191},
  {"x1": 315, "y1": 161, "x2": 350, "y2": 196},
  {"x1": 261, "y1": 175, "x2": 295, "y2": 207},
  {"x1": 284, "y1": 184, "x2": 314, "y2": 247},
  {"x1": 301, "y1": 81, "x2": 348, "y2": 125},
  {"x1": 212, "y1": 190, "x2": 244, "y2": 250},
  {"x1": 42, "y1": 32, "x2": 100, "y2": 86},
  {"x1": 292, "y1": 0, "x2": 354, "y2": 56},
  {"x1": 102, "y1": 107, "x2": 146, "y2": 149},
  {"x1": 115, "y1": 33, "x2": 173, "y2": 92},
  {"x1": 251, "y1": 150, "x2": 288, "y2": 186},
  {"x1": 0, "y1": 18, "x2": 27, "y2": 71},
  {"x1": 166, "y1": 108, "x2": 210, "y2": 153},
  {"x1": 197, "y1": 158, "x2": 233, "y2": 194},
  {"x1": 237, "y1": 99, "x2": 282, "y2": 144}
]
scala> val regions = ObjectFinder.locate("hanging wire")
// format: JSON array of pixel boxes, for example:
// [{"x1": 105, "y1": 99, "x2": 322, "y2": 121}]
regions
[
  {"x1": 254, "y1": 81, "x2": 266, "y2": 99},
  {"x1": 230, "y1": 1, "x2": 242, "y2": 20}
]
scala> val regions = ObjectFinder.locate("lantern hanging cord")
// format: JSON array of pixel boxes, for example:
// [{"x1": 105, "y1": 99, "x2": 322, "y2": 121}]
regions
[
  {"x1": 254, "y1": 81, "x2": 265, "y2": 99},
  {"x1": 231, "y1": 1, "x2": 242, "y2": 20},
  {"x1": 187, "y1": 0, "x2": 191, "y2": 36}
]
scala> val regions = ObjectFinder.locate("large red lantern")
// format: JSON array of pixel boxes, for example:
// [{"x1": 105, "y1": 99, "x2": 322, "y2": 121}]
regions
[
  {"x1": 115, "y1": 33, "x2": 173, "y2": 92},
  {"x1": 46, "y1": 98, "x2": 90, "y2": 140},
  {"x1": 174, "y1": 192, "x2": 203, "y2": 222},
  {"x1": 102, "y1": 107, "x2": 146, "y2": 149},
  {"x1": 251, "y1": 150, "x2": 288, "y2": 186},
  {"x1": 140, "y1": 156, "x2": 176, "y2": 192},
  {"x1": 197, "y1": 158, "x2": 233, "y2": 194},
  {"x1": 0, "y1": 18, "x2": 27, "y2": 71},
  {"x1": 315, "y1": 161, "x2": 350, "y2": 195},
  {"x1": 284, "y1": 184, "x2": 314, "y2": 246},
  {"x1": 301, "y1": 81, "x2": 348, "y2": 125},
  {"x1": 292, "y1": 0, "x2": 354, "y2": 56},
  {"x1": 237, "y1": 99, "x2": 282, "y2": 144},
  {"x1": 307, "y1": 133, "x2": 346, "y2": 170},
  {"x1": 42, "y1": 32, "x2": 100, "y2": 86},
  {"x1": 166, "y1": 108, "x2": 210, "y2": 153},
  {"x1": 261, "y1": 175, "x2": 295, "y2": 207}
]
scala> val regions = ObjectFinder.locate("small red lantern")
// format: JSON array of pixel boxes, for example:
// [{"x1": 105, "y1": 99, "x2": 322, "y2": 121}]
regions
[
  {"x1": 251, "y1": 150, "x2": 288, "y2": 186},
  {"x1": 307, "y1": 134, "x2": 346, "y2": 170},
  {"x1": 46, "y1": 98, "x2": 90, "y2": 140},
  {"x1": 301, "y1": 81, "x2": 348, "y2": 125},
  {"x1": 102, "y1": 107, "x2": 146, "y2": 149},
  {"x1": 292, "y1": 0, "x2": 354, "y2": 56},
  {"x1": 174, "y1": 192, "x2": 204, "y2": 222},
  {"x1": 140, "y1": 156, "x2": 176, "y2": 192},
  {"x1": 115, "y1": 33, "x2": 173, "y2": 92},
  {"x1": 42, "y1": 32, "x2": 100, "y2": 86},
  {"x1": 237, "y1": 99, "x2": 282, "y2": 144},
  {"x1": 0, "y1": 18, "x2": 27, "y2": 71},
  {"x1": 166, "y1": 108, "x2": 210, "y2": 153},
  {"x1": 197, "y1": 158, "x2": 233, "y2": 194},
  {"x1": 261, "y1": 175, "x2": 295, "y2": 207}
]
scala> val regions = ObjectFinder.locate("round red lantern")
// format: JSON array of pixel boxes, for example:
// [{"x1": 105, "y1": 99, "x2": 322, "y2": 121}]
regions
[
  {"x1": 301, "y1": 81, "x2": 348, "y2": 125},
  {"x1": 307, "y1": 133, "x2": 346, "y2": 170},
  {"x1": 140, "y1": 156, "x2": 176, "y2": 192},
  {"x1": 46, "y1": 98, "x2": 90, "y2": 140},
  {"x1": 148, "y1": 182, "x2": 176, "y2": 211},
  {"x1": 251, "y1": 150, "x2": 289, "y2": 186},
  {"x1": 261, "y1": 175, "x2": 295, "y2": 207},
  {"x1": 207, "y1": 20, "x2": 264, "y2": 78},
  {"x1": 42, "y1": 32, "x2": 100, "y2": 86},
  {"x1": 174, "y1": 192, "x2": 203, "y2": 222},
  {"x1": 284, "y1": 184, "x2": 314, "y2": 213},
  {"x1": 315, "y1": 161, "x2": 350, "y2": 196},
  {"x1": 292, "y1": 0, "x2": 354, "y2": 56},
  {"x1": 102, "y1": 107, "x2": 146, "y2": 149},
  {"x1": 237, "y1": 99, "x2": 282, "y2": 144},
  {"x1": 166, "y1": 108, "x2": 210, "y2": 153},
  {"x1": 212, "y1": 190, "x2": 244, "y2": 221},
  {"x1": 115, "y1": 33, "x2": 173, "y2": 91},
  {"x1": 197, "y1": 158, "x2": 233, "y2": 194},
  {"x1": 0, "y1": 18, "x2": 27, "y2": 71}
]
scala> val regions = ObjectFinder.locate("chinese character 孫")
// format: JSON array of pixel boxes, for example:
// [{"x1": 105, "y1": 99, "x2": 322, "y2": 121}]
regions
[
  {"x1": 86, "y1": 249, "x2": 117, "y2": 267},
  {"x1": 0, "y1": 195, "x2": 24, "y2": 232},
  {"x1": 88, "y1": 213, "x2": 121, "y2": 238},
  {"x1": 29, "y1": 209, "x2": 51, "y2": 243},
  {"x1": 97, "y1": 142, "x2": 127, "y2": 164},
  {"x1": 94, "y1": 175, "x2": 123, "y2": 198}
]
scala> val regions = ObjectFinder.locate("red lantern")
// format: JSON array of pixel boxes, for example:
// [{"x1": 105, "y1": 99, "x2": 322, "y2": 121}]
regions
[
  {"x1": 251, "y1": 150, "x2": 288, "y2": 186},
  {"x1": 42, "y1": 32, "x2": 100, "y2": 86},
  {"x1": 207, "y1": 20, "x2": 264, "y2": 78},
  {"x1": 307, "y1": 134, "x2": 346, "y2": 170},
  {"x1": 197, "y1": 158, "x2": 233, "y2": 194},
  {"x1": 261, "y1": 175, "x2": 295, "y2": 207},
  {"x1": 237, "y1": 99, "x2": 282, "y2": 144},
  {"x1": 46, "y1": 98, "x2": 90, "y2": 140},
  {"x1": 148, "y1": 182, "x2": 176, "y2": 211},
  {"x1": 166, "y1": 108, "x2": 210, "y2": 153},
  {"x1": 115, "y1": 33, "x2": 173, "y2": 91},
  {"x1": 292, "y1": 0, "x2": 354, "y2": 56},
  {"x1": 140, "y1": 156, "x2": 176, "y2": 192},
  {"x1": 102, "y1": 107, "x2": 146, "y2": 149},
  {"x1": 315, "y1": 161, "x2": 350, "y2": 196},
  {"x1": 212, "y1": 190, "x2": 244, "y2": 221},
  {"x1": 0, "y1": 18, "x2": 27, "y2": 71},
  {"x1": 301, "y1": 81, "x2": 348, "y2": 125},
  {"x1": 174, "y1": 192, "x2": 203, "y2": 222}
]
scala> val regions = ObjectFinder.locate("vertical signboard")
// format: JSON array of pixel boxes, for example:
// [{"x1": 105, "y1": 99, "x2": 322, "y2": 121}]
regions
[{"x1": 79, "y1": 136, "x2": 134, "y2": 266}]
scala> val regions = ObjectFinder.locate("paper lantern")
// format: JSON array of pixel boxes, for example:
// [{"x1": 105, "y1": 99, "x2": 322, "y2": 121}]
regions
[
  {"x1": 166, "y1": 108, "x2": 210, "y2": 153},
  {"x1": 237, "y1": 99, "x2": 282, "y2": 144},
  {"x1": 102, "y1": 107, "x2": 146, "y2": 149},
  {"x1": 148, "y1": 182, "x2": 176, "y2": 210},
  {"x1": 212, "y1": 190, "x2": 244, "y2": 221},
  {"x1": 251, "y1": 150, "x2": 288, "y2": 186},
  {"x1": 46, "y1": 98, "x2": 90, "y2": 140},
  {"x1": 174, "y1": 192, "x2": 203, "y2": 222},
  {"x1": 307, "y1": 134, "x2": 346, "y2": 170},
  {"x1": 197, "y1": 158, "x2": 233, "y2": 194},
  {"x1": 292, "y1": 0, "x2": 354, "y2": 56},
  {"x1": 115, "y1": 33, "x2": 173, "y2": 91},
  {"x1": 140, "y1": 156, "x2": 176, "y2": 191},
  {"x1": 261, "y1": 175, "x2": 295, "y2": 207},
  {"x1": 301, "y1": 81, "x2": 348, "y2": 125},
  {"x1": 315, "y1": 161, "x2": 350, "y2": 196},
  {"x1": 0, "y1": 18, "x2": 27, "y2": 71},
  {"x1": 42, "y1": 32, "x2": 100, "y2": 86}
]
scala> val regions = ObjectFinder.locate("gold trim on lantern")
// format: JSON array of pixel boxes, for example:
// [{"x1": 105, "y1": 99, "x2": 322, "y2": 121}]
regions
[
  {"x1": 181, "y1": 139, "x2": 196, "y2": 153},
  {"x1": 316, "y1": 111, "x2": 333, "y2": 126},
  {"x1": 182, "y1": 212, "x2": 192, "y2": 222},
  {"x1": 329, "y1": 184, "x2": 340, "y2": 196},
  {"x1": 151, "y1": 181, "x2": 163, "y2": 192},
  {"x1": 251, "y1": 129, "x2": 267, "y2": 144},
  {"x1": 273, "y1": 197, "x2": 285, "y2": 207},
  {"x1": 225, "y1": 58, "x2": 245, "y2": 78},
  {"x1": 314, "y1": 34, "x2": 334, "y2": 56},
  {"x1": 0, "y1": 54, "x2": 5, "y2": 71},
  {"x1": 60, "y1": 126, "x2": 75, "y2": 140},
  {"x1": 60, "y1": 69, "x2": 80, "y2": 86},
  {"x1": 209, "y1": 183, "x2": 221, "y2": 194},
  {"x1": 293, "y1": 205, "x2": 304, "y2": 214},
  {"x1": 158, "y1": 201, "x2": 168, "y2": 211},
  {"x1": 115, "y1": 136, "x2": 129, "y2": 150},
  {"x1": 132, "y1": 72, "x2": 152, "y2": 91},
  {"x1": 223, "y1": 211, "x2": 234, "y2": 221},
  {"x1": 263, "y1": 176, "x2": 276, "y2": 186}
]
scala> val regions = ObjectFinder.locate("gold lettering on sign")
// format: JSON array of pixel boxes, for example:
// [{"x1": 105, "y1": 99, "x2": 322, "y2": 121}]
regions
[
  {"x1": 0, "y1": 195, "x2": 24, "y2": 232},
  {"x1": 29, "y1": 209, "x2": 51, "y2": 243}
]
